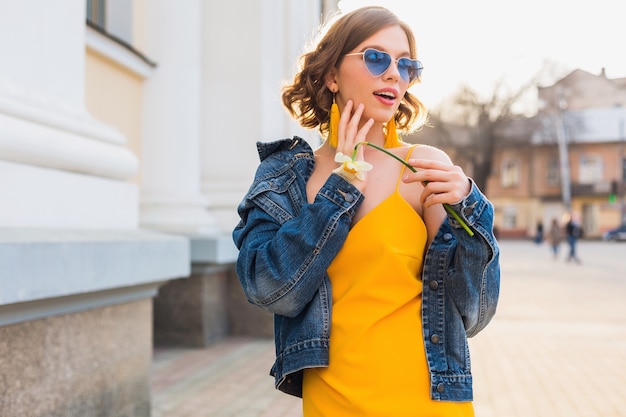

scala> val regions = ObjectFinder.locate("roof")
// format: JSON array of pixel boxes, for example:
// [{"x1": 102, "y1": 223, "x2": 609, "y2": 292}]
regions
[{"x1": 532, "y1": 106, "x2": 626, "y2": 144}]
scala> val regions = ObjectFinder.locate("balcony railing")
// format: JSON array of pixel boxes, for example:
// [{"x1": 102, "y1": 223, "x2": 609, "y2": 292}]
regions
[{"x1": 571, "y1": 181, "x2": 614, "y2": 196}]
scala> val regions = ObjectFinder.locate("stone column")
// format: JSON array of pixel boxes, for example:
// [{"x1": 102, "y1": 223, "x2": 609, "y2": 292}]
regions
[
  {"x1": 0, "y1": 2, "x2": 191, "y2": 416},
  {"x1": 0, "y1": 0, "x2": 138, "y2": 229},
  {"x1": 139, "y1": 0, "x2": 218, "y2": 234},
  {"x1": 199, "y1": 0, "x2": 322, "y2": 231}
]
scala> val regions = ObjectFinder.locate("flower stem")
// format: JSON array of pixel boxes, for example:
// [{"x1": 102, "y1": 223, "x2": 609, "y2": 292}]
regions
[{"x1": 355, "y1": 142, "x2": 474, "y2": 236}]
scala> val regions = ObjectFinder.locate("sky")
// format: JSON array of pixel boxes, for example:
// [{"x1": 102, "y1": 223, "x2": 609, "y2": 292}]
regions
[{"x1": 337, "y1": 0, "x2": 626, "y2": 112}]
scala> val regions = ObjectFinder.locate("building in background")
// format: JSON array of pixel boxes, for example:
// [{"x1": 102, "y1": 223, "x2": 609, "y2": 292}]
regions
[
  {"x1": 0, "y1": 1, "x2": 329, "y2": 415},
  {"x1": 488, "y1": 69, "x2": 626, "y2": 238},
  {"x1": 408, "y1": 68, "x2": 626, "y2": 239}
]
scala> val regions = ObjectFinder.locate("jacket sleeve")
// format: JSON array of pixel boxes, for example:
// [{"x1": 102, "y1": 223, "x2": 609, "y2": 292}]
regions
[
  {"x1": 232, "y1": 173, "x2": 363, "y2": 318},
  {"x1": 441, "y1": 181, "x2": 501, "y2": 337}
]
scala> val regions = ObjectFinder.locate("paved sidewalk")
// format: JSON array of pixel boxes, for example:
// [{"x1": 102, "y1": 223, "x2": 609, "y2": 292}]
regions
[{"x1": 151, "y1": 240, "x2": 626, "y2": 417}]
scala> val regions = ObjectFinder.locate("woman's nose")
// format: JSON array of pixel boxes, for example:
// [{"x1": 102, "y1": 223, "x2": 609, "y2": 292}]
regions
[{"x1": 384, "y1": 60, "x2": 402, "y2": 82}]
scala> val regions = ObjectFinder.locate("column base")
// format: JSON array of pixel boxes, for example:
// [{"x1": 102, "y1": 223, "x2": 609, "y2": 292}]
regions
[{"x1": 140, "y1": 198, "x2": 221, "y2": 235}]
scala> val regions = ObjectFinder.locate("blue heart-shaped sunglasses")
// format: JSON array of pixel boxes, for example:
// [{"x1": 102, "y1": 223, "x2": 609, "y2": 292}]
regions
[{"x1": 344, "y1": 48, "x2": 423, "y2": 83}]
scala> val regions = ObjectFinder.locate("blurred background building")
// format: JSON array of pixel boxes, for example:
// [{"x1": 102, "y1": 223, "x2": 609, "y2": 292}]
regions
[{"x1": 411, "y1": 69, "x2": 626, "y2": 239}]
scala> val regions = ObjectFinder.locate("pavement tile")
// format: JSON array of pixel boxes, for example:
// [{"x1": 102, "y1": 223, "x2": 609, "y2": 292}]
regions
[{"x1": 151, "y1": 240, "x2": 626, "y2": 417}]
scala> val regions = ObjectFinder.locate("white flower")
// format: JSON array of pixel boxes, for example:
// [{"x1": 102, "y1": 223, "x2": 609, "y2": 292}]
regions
[{"x1": 332, "y1": 152, "x2": 373, "y2": 181}]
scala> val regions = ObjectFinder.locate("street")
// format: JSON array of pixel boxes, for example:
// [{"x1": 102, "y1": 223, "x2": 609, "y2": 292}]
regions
[{"x1": 151, "y1": 239, "x2": 626, "y2": 417}]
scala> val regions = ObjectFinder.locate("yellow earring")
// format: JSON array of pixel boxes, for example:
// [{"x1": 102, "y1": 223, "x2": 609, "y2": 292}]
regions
[
  {"x1": 328, "y1": 93, "x2": 339, "y2": 148},
  {"x1": 384, "y1": 116, "x2": 401, "y2": 148}
]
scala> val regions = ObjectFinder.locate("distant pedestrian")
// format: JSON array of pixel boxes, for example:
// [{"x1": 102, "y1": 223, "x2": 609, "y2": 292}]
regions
[
  {"x1": 565, "y1": 214, "x2": 583, "y2": 263},
  {"x1": 534, "y1": 220, "x2": 544, "y2": 244},
  {"x1": 548, "y1": 217, "x2": 562, "y2": 259}
]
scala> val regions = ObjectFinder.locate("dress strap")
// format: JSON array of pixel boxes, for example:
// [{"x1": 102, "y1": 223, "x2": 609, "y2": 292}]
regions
[{"x1": 396, "y1": 145, "x2": 420, "y2": 190}]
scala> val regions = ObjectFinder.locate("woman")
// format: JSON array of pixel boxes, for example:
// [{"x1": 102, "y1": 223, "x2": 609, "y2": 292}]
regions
[
  {"x1": 565, "y1": 213, "x2": 583, "y2": 263},
  {"x1": 232, "y1": 6, "x2": 500, "y2": 416},
  {"x1": 548, "y1": 217, "x2": 562, "y2": 259}
]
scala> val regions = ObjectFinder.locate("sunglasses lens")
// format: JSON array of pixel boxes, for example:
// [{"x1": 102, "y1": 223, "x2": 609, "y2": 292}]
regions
[
  {"x1": 363, "y1": 49, "x2": 391, "y2": 77},
  {"x1": 362, "y1": 49, "x2": 423, "y2": 83},
  {"x1": 398, "y1": 58, "x2": 423, "y2": 83}
]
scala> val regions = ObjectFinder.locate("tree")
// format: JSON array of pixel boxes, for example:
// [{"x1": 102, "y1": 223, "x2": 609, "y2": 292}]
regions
[{"x1": 445, "y1": 78, "x2": 539, "y2": 192}]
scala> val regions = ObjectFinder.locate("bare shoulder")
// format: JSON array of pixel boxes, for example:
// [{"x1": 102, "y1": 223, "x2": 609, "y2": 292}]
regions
[{"x1": 410, "y1": 144, "x2": 453, "y2": 164}]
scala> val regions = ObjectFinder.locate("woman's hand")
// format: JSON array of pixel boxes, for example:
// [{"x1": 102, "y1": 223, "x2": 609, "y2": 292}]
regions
[
  {"x1": 403, "y1": 158, "x2": 471, "y2": 209},
  {"x1": 335, "y1": 100, "x2": 374, "y2": 156},
  {"x1": 333, "y1": 100, "x2": 374, "y2": 186}
]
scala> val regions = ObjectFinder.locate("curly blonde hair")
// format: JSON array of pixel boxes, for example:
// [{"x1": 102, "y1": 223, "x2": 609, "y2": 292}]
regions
[{"x1": 281, "y1": 6, "x2": 428, "y2": 139}]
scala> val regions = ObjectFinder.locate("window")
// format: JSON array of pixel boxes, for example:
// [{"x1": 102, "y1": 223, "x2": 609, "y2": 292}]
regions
[
  {"x1": 578, "y1": 155, "x2": 603, "y2": 184},
  {"x1": 547, "y1": 157, "x2": 560, "y2": 186},
  {"x1": 501, "y1": 159, "x2": 520, "y2": 188},
  {"x1": 86, "y1": 0, "x2": 133, "y2": 45},
  {"x1": 86, "y1": 0, "x2": 105, "y2": 29},
  {"x1": 503, "y1": 206, "x2": 517, "y2": 229}
]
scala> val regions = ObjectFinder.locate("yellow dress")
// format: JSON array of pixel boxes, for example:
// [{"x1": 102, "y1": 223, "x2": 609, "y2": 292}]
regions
[{"x1": 302, "y1": 147, "x2": 474, "y2": 417}]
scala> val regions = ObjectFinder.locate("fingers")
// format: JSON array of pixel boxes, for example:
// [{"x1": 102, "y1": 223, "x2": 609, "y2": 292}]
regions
[
  {"x1": 336, "y1": 101, "x2": 374, "y2": 157},
  {"x1": 420, "y1": 183, "x2": 468, "y2": 208},
  {"x1": 403, "y1": 158, "x2": 471, "y2": 207}
]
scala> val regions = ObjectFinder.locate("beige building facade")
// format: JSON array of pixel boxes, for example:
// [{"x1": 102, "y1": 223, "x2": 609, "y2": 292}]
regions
[
  {"x1": 0, "y1": 1, "x2": 329, "y2": 416},
  {"x1": 488, "y1": 69, "x2": 626, "y2": 238}
]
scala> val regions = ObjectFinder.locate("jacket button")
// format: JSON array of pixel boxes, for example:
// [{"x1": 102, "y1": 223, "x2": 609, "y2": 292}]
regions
[
  {"x1": 429, "y1": 280, "x2": 439, "y2": 290},
  {"x1": 436, "y1": 383, "x2": 445, "y2": 393},
  {"x1": 430, "y1": 334, "x2": 440, "y2": 344},
  {"x1": 443, "y1": 233, "x2": 453, "y2": 241},
  {"x1": 344, "y1": 194, "x2": 354, "y2": 202}
]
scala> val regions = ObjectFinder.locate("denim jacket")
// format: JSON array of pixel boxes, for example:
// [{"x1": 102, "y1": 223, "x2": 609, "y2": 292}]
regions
[{"x1": 232, "y1": 137, "x2": 500, "y2": 402}]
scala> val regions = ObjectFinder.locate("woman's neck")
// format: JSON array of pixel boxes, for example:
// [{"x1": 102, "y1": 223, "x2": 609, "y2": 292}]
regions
[{"x1": 364, "y1": 123, "x2": 386, "y2": 147}]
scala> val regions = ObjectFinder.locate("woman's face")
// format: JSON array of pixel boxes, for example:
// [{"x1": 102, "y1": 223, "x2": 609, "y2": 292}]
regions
[{"x1": 331, "y1": 25, "x2": 413, "y2": 126}]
